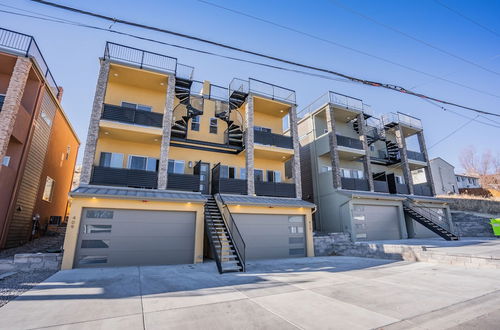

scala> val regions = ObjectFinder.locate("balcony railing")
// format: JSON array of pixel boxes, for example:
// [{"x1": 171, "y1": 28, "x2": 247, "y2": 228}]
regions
[
  {"x1": 407, "y1": 150, "x2": 426, "y2": 162},
  {"x1": 254, "y1": 129, "x2": 293, "y2": 149},
  {"x1": 373, "y1": 180, "x2": 389, "y2": 193},
  {"x1": 213, "y1": 178, "x2": 248, "y2": 195},
  {"x1": 336, "y1": 134, "x2": 363, "y2": 150},
  {"x1": 102, "y1": 104, "x2": 163, "y2": 128},
  {"x1": 90, "y1": 166, "x2": 158, "y2": 189},
  {"x1": 255, "y1": 181, "x2": 296, "y2": 198},
  {"x1": 167, "y1": 173, "x2": 200, "y2": 192},
  {"x1": 0, "y1": 28, "x2": 60, "y2": 99},
  {"x1": 381, "y1": 112, "x2": 422, "y2": 130},
  {"x1": 396, "y1": 183, "x2": 409, "y2": 195},
  {"x1": 341, "y1": 177, "x2": 370, "y2": 191},
  {"x1": 297, "y1": 91, "x2": 371, "y2": 119},
  {"x1": 209, "y1": 84, "x2": 229, "y2": 101},
  {"x1": 249, "y1": 78, "x2": 296, "y2": 103},
  {"x1": 413, "y1": 183, "x2": 433, "y2": 196}
]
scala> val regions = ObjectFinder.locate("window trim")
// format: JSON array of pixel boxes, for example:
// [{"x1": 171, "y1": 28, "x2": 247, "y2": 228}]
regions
[
  {"x1": 191, "y1": 115, "x2": 200, "y2": 131},
  {"x1": 99, "y1": 152, "x2": 124, "y2": 168},
  {"x1": 254, "y1": 169, "x2": 264, "y2": 181},
  {"x1": 168, "y1": 159, "x2": 185, "y2": 174},
  {"x1": 127, "y1": 155, "x2": 158, "y2": 172},
  {"x1": 209, "y1": 117, "x2": 218, "y2": 134}
]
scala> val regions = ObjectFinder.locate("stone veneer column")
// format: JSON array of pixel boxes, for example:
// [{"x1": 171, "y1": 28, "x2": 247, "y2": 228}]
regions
[
  {"x1": 158, "y1": 75, "x2": 176, "y2": 189},
  {"x1": 289, "y1": 105, "x2": 302, "y2": 198},
  {"x1": 0, "y1": 57, "x2": 31, "y2": 174},
  {"x1": 356, "y1": 113, "x2": 374, "y2": 191},
  {"x1": 417, "y1": 131, "x2": 436, "y2": 195},
  {"x1": 325, "y1": 104, "x2": 342, "y2": 189},
  {"x1": 395, "y1": 124, "x2": 414, "y2": 194},
  {"x1": 80, "y1": 59, "x2": 110, "y2": 185},
  {"x1": 245, "y1": 95, "x2": 255, "y2": 195}
]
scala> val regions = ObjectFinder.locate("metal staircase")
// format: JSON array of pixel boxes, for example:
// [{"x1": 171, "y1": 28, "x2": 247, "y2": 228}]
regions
[
  {"x1": 403, "y1": 202, "x2": 459, "y2": 241},
  {"x1": 171, "y1": 78, "x2": 203, "y2": 139},
  {"x1": 215, "y1": 101, "x2": 244, "y2": 148},
  {"x1": 204, "y1": 195, "x2": 246, "y2": 273}
]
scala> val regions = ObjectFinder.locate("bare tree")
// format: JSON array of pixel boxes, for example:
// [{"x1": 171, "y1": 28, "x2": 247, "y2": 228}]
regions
[{"x1": 459, "y1": 146, "x2": 500, "y2": 189}]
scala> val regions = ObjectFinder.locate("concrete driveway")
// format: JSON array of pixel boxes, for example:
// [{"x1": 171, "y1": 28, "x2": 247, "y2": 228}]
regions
[{"x1": 1, "y1": 256, "x2": 499, "y2": 330}]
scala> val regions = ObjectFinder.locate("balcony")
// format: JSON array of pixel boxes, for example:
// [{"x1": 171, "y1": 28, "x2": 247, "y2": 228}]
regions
[
  {"x1": 255, "y1": 181, "x2": 296, "y2": 198},
  {"x1": 254, "y1": 129, "x2": 293, "y2": 149},
  {"x1": 341, "y1": 177, "x2": 369, "y2": 191},
  {"x1": 413, "y1": 183, "x2": 433, "y2": 196},
  {"x1": 373, "y1": 180, "x2": 389, "y2": 193},
  {"x1": 90, "y1": 166, "x2": 158, "y2": 189},
  {"x1": 102, "y1": 104, "x2": 163, "y2": 128},
  {"x1": 167, "y1": 173, "x2": 200, "y2": 192},
  {"x1": 407, "y1": 150, "x2": 426, "y2": 162},
  {"x1": 212, "y1": 178, "x2": 247, "y2": 195},
  {"x1": 336, "y1": 134, "x2": 363, "y2": 150}
]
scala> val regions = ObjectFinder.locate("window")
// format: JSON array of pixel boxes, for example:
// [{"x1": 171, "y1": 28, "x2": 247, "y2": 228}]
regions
[
  {"x1": 84, "y1": 224, "x2": 112, "y2": 234},
  {"x1": 340, "y1": 168, "x2": 364, "y2": 179},
  {"x1": 255, "y1": 126, "x2": 272, "y2": 133},
  {"x1": 81, "y1": 240, "x2": 110, "y2": 249},
  {"x1": 396, "y1": 175, "x2": 405, "y2": 184},
  {"x1": 42, "y1": 177, "x2": 55, "y2": 202},
  {"x1": 321, "y1": 166, "x2": 332, "y2": 173},
  {"x1": 240, "y1": 168, "x2": 246, "y2": 179},
  {"x1": 66, "y1": 146, "x2": 71, "y2": 160},
  {"x1": 220, "y1": 166, "x2": 236, "y2": 179},
  {"x1": 168, "y1": 160, "x2": 185, "y2": 174},
  {"x1": 40, "y1": 110, "x2": 52, "y2": 126},
  {"x1": 191, "y1": 115, "x2": 200, "y2": 131},
  {"x1": 209, "y1": 118, "x2": 218, "y2": 134},
  {"x1": 128, "y1": 155, "x2": 158, "y2": 172},
  {"x1": 254, "y1": 169, "x2": 264, "y2": 181},
  {"x1": 86, "y1": 210, "x2": 113, "y2": 219},
  {"x1": 99, "y1": 152, "x2": 123, "y2": 168},
  {"x1": 267, "y1": 170, "x2": 281, "y2": 182},
  {"x1": 79, "y1": 256, "x2": 107, "y2": 265},
  {"x1": 121, "y1": 101, "x2": 152, "y2": 112},
  {"x1": 2, "y1": 156, "x2": 10, "y2": 167}
]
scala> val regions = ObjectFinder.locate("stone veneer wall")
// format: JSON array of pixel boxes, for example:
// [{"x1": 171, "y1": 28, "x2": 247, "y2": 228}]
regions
[
  {"x1": 451, "y1": 211, "x2": 495, "y2": 237},
  {"x1": 313, "y1": 232, "x2": 351, "y2": 256}
]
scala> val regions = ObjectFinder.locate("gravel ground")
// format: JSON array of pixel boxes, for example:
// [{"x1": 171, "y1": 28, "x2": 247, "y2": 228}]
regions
[
  {"x1": 0, "y1": 231, "x2": 65, "y2": 259},
  {"x1": 0, "y1": 271, "x2": 57, "y2": 308}
]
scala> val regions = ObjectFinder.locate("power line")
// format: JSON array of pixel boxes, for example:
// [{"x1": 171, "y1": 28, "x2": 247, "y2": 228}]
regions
[
  {"x1": 196, "y1": 0, "x2": 500, "y2": 100},
  {"x1": 28, "y1": 0, "x2": 500, "y2": 118},
  {"x1": 428, "y1": 115, "x2": 478, "y2": 149},
  {"x1": 329, "y1": 0, "x2": 500, "y2": 77},
  {"x1": 433, "y1": 0, "x2": 500, "y2": 39}
]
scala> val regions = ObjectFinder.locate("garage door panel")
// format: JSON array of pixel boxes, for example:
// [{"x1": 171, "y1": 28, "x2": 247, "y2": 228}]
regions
[
  {"x1": 353, "y1": 205, "x2": 401, "y2": 241},
  {"x1": 76, "y1": 208, "x2": 195, "y2": 268}
]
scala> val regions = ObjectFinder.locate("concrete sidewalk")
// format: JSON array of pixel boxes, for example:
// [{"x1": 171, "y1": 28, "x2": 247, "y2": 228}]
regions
[{"x1": 0, "y1": 257, "x2": 499, "y2": 329}]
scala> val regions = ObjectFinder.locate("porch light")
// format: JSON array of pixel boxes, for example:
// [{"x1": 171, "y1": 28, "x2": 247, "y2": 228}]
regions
[
  {"x1": 160, "y1": 82, "x2": 164, "y2": 86},
  {"x1": 113, "y1": 73, "x2": 118, "y2": 77},
  {"x1": 154, "y1": 138, "x2": 158, "y2": 142}
]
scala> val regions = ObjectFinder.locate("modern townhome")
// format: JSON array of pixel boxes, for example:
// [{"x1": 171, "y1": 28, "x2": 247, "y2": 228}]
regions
[
  {"x1": 297, "y1": 91, "x2": 458, "y2": 242},
  {"x1": 0, "y1": 28, "x2": 80, "y2": 249},
  {"x1": 62, "y1": 42, "x2": 315, "y2": 273},
  {"x1": 413, "y1": 157, "x2": 459, "y2": 195}
]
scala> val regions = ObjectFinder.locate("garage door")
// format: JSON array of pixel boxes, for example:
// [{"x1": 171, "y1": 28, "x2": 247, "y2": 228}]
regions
[
  {"x1": 233, "y1": 214, "x2": 306, "y2": 260},
  {"x1": 75, "y1": 208, "x2": 195, "y2": 268},
  {"x1": 352, "y1": 205, "x2": 401, "y2": 241}
]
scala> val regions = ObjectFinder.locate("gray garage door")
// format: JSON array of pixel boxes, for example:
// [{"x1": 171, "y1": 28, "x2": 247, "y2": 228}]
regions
[
  {"x1": 352, "y1": 205, "x2": 401, "y2": 241},
  {"x1": 75, "y1": 208, "x2": 195, "y2": 268},
  {"x1": 233, "y1": 214, "x2": 306, "y2": 260}
]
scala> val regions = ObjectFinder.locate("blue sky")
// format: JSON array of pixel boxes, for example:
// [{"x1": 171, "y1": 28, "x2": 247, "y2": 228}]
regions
[{"x1": 1, "y1": 0, "x2": 499, "y2": 172}]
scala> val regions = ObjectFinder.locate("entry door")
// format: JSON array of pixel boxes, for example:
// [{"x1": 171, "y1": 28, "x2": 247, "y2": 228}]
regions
[{"x1": 198, "y1": 162, "x2": 210, "y2": 194}]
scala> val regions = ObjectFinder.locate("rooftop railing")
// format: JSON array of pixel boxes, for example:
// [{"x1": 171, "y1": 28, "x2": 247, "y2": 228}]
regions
[
  {"x1": 0, "y1": 28, "x2": 60, "y2": 99},
  {"x1": 381, "y1": 112, "x2": 422, "y2": 130},
  {"x1": 229, "y1": 78, "x2": 249, "y2": 96},
  {"x1": 209, "y1": 84, "x2": 229, "y2": 101},
  {"x1": 297, "y1": 91, "x2": 372, "y2": 119},
  {"x1": 104, "y1": 42, "x2": 177, "y2": 75},
  {"x1": 249, "y1": 78, "x2": 296, "y2": 103}
]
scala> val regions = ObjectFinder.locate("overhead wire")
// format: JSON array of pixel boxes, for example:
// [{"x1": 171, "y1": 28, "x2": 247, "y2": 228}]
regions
[{"x1": 27, "y1": 0, "x2": 500, "y2": 118}]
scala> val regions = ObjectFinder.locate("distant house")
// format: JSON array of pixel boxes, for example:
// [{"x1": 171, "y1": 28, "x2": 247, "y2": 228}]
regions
[
  {"x1": 456, "y1": 174, "x2": 481, "y2": 189},
  {"x1": 413, "y1": 157, "x2": 458, "y2": 195}
]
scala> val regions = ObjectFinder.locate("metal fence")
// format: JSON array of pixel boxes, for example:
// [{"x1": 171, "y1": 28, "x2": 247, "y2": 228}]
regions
[
  {"x1": 381, "y1": 112, "x2": 422, "y2": 129},
  {"x1": 297, "y1": 91, "x2": 372, "y2": 119},
  {"x1": 0, "y1": 28, "x2": 60, "y2": 99},
  {"x1": 249, "y1": 78, "x2": 296, "y2": 103},
  {"x1": 209, "y1": 84, "x2": 229, "y2": 101},
  {"x1": 104, "y1": 42, "x2": 177, "y2": 75}
]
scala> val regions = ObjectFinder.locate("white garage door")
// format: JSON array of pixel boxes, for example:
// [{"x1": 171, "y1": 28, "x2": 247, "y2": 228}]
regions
[
  {"x1": 233, "y1": 214, "x2": 306, "y2": 260},
  {"x1": 352, "y1": 205, "x2": 401, "y2": 241},
  {"x1": 75, "y1": 208, "x2": 195, "y2": 268}
]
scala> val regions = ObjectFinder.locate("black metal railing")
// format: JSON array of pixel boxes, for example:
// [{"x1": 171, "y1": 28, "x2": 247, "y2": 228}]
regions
[
  {"x1": 336, "y1": 134, "x2": 363, "y2": 150},
  {"x1": 405, "y1": 201, "x2": 452, "y2": 232},
  {"x1": 396, "y1": 183, "x2": 410, "y2": 194},
  {"x1": 373, "y1": 180, "x2": 389, "y2": 193},
  {"x1": 90, "y1": 166, "x2": 158, "y2": 189},
  {"x1": 249, "y1": 78, "x2": 296, "y2": 103},
  {"x1": 205, "y1": 207, "x2": 223, "y2": 274},
  {"x1": 104, "y1": 41, "x2": 178, "y2": 75},
  {"x1": 102, "y1": 104, "x2": 163, "y2": 127},
  {"x1": 341, "y1": 177, "x2": 370, "y2": 191},
  {"x1": 407, "y1": 150, "x2": 426, "y2": 162},
  {"x1": 167, "y1": 173, "x2": 200, "y2": 192},
  {"x1": 211, "y1": 163, "x2": 247, "y2": 195},
  {"x1": 255, "y1": 181, "x2": 296, "y2": 198},
  {"x1": 209, "y1": 84, "x2": 229, "y2": 101},
  {"x1": 413, "y1": 183, "x2": 433, "y2": 196},
  {"x1": 215, "y1": 194, "x2": 246, "y2": 272},
  {"x1": 254, "y1": 129, "x2": 293, "y2": 149},
  {"x1": 0, "y1": 28, "x2": 60, "y2": 99}
]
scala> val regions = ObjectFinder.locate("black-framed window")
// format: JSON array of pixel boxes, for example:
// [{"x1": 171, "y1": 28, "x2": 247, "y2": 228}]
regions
[
  {"x1": 128, "y1": 155, "x2": 158, "y2": 172},
  {"x1": 99, "y1": 152, "x2": 124, "y2": 168},
  {"x1": 209, "y1": 118, "x2": 218, "y2": 134},
  {"x1": 191, "y1": 115, "x2": 200, "y2": 131},
  {"x1": 168, "y1": 160, "x2": 185, "y2": 174},
  {"x1": 267, "y1": 170, "x2": 282, "y2": 182},
  {"x1": 220, "y1": 165, "x2": 236, "y2": 179},
  {"x1": 121, "y1": 101, "x2": 152, "y2": 112},
  {"x1": 255, "y1": 126, "x2": 272, "y2": 133},
  {"x1": 254, "y1": 169, "x2": 264, "y2": 181}
]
